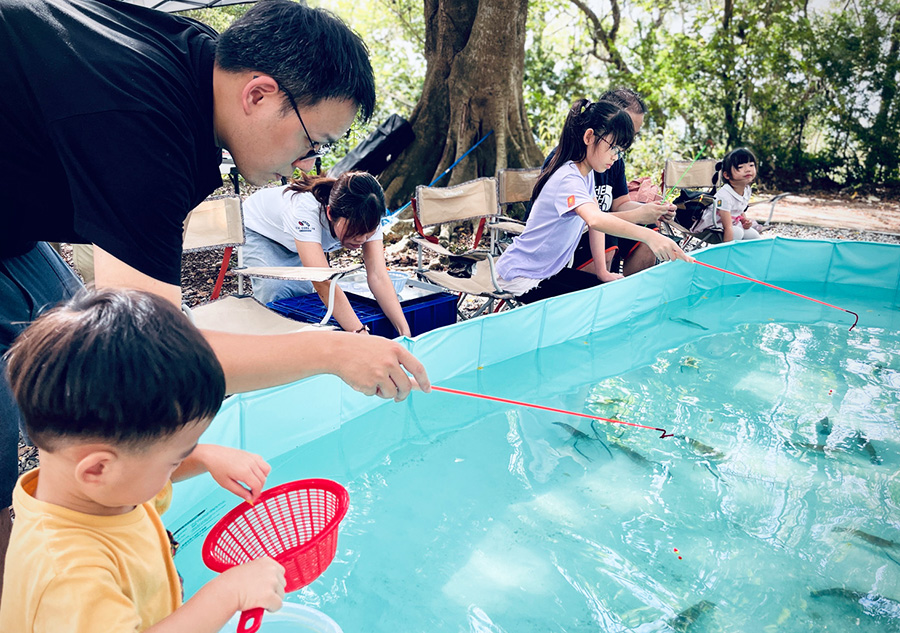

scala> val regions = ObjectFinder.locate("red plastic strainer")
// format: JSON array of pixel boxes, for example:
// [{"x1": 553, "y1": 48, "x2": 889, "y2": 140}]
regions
[{"x1": 202, "y1": 479, "x2": 349, "y2": 633}]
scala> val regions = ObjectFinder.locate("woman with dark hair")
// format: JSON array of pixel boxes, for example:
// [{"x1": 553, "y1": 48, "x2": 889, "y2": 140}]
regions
[
  {"x1": 494, "y1": 99, "x2": 690, "y2": 303},
  {"x1": 243, "y1": 172, "x2": 411, "y2": 337}
]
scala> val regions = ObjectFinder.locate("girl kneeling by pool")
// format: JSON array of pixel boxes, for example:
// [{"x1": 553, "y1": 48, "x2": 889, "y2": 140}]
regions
[
  {"x1": 494, "y1": 99, "x2": 692, "y2": 303},
  {"x1": 242, "y1": 172, "x2": 411, "y2": 337}
]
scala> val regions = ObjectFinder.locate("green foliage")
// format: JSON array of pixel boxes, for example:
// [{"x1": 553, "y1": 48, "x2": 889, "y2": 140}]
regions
[
  {"x1": 180, "y1": 4, "x2": 248, "y2": 32},
  {"x1": 524, "y1": 0, "x2": 602, "y2": 154},
  {"x1": 189, "y1": 0, "x2": 897, "y2": 187},
  {"x1": 311, "y1": 0, "x2": 426, "y2": 172},
  {"x1": 811, "y1": 0, "x2": 900, "y2": 184}
]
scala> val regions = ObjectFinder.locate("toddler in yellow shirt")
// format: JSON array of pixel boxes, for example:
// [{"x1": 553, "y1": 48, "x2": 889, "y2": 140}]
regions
[{"x1": 0, "y1": 288, "x2": 286, "y2": 633}]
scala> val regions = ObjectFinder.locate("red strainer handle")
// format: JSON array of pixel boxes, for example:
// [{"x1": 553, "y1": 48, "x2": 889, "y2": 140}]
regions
[{"x1": 237, "y1": 608, "x2": 264, "y2": 633}]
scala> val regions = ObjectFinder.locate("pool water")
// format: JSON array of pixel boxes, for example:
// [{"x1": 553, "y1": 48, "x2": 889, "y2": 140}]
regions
[{"x1": 175, "y1": 282, "x2": 900, "y2": 632}]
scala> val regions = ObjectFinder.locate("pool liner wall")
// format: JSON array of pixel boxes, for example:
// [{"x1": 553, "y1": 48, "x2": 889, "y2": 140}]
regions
[{"x1": 167, "y1": 237, "x2": 900, "y2": 525}]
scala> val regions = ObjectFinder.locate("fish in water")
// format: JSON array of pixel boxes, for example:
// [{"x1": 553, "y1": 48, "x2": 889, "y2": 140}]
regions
[
  {"x1": 816, "y1": 416, "x2": 832, "y2": 437},
  {"x1": 810, "y1": 588, "x2": 900, "y2": 620},
  {"x1": 668, "y1": 600, "x2": 716, "y2": 632},
  {"x1": 669, "y1": 317, "x2": 710, "y2": 331},
  {"x1": 553, "y1": 422, "x2": 612, "y2": 461},
  {"x1": 833, "y1": 527, "x2": 899, "y2": 549},
  {"x1": 674, "y1": 435, "x2": 725, "y2": 461},
  {"x1": 855, "y1": 432, "x2": 882, "y2": 465},
  {"x1": 605, "y1": 438, "x2": 671, "y2": 482},
  {"x1": 608, "y1": 438, "x2": 655, "y2": 468},
  {"x1": 833, "y1": 527, "x2": 900, "y2": 565}
]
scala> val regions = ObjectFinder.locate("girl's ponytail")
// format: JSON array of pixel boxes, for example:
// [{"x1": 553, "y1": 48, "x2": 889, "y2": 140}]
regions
[
  {"x1": 288, "y1": 171, "x2": 385, "y2": 240},
  {"x1": 287, "y1": 173, "x2": 335, "y2": 209}
]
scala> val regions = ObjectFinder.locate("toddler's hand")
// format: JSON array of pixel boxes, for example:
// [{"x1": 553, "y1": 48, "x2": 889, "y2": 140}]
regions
[
  {"x1": 740, "y1": 216, "x2": 752, "y2": 229},
  {"x1": 197, "y1": 445, "x2": 271, "y2": 504},
  {"x1": 218, "y1": 557, "x2": 286, "y2": 613}
]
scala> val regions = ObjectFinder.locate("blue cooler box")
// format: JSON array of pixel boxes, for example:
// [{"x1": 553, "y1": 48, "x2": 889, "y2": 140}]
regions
[{"x1": 267, "y1": 279, "x2": 457, "y2": 338}]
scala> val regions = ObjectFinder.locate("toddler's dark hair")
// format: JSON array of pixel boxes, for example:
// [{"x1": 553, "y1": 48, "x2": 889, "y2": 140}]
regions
[
  {"x1": 718, "y1": 147, "x2": 758, "y2": 184},
  {"x1": 5, "y1": 288, "x2": 225, "y2": 450}
]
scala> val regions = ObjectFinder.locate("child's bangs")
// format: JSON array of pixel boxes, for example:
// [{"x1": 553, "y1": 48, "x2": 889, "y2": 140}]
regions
[
  {"x1": 603, "y1": 111, "x2": 636, "y2": 150},
  {"x1": 729, "y1": 147, "x2": 757, "y2": 166}
]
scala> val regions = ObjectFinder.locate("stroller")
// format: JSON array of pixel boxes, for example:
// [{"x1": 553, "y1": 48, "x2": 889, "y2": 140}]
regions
[{"x1": 659, "y1": 159, "x2": 720, "y2": 251}]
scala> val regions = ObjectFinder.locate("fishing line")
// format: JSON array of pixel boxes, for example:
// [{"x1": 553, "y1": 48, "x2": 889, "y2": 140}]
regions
[
  {"x1": 431, "y1": 385, "x2": 673, "y2": 438},
  {"x1": 694, "y1": 260, "x2": 859, "y2": 331},
  {"x1": 381, "y1": 130, "x2": 495, "y2": 226}
]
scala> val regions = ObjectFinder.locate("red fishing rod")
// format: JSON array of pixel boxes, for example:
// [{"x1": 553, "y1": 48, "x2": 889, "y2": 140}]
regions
[{"x1": 431, "y1": 386, "x2": 673, "y2": 439}]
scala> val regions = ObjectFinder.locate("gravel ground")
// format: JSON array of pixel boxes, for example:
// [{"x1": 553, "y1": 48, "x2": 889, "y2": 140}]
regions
[{"x1": 15, "y1": 218, "x2": 900, "y2": 478}]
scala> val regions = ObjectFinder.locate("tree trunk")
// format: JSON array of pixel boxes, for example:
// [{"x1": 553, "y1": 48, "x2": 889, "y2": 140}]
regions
[
  {"x1": 863, "y1": 10, "x2": 900, "y2": 181},
  {"x1": 380, "y1": 0, "x2": 544, "y2": 211},
  {"x1": 720, "y1": 0, "x2": 740, "y2": 148}
]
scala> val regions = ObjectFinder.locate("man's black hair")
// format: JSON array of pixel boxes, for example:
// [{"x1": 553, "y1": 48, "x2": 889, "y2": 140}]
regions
[
  {"x1": 5, "y1": 289, "x2": 225, "y2": 450},
  {"x1": 216, "y1": 0, "x2": 376, "y2": 122}
]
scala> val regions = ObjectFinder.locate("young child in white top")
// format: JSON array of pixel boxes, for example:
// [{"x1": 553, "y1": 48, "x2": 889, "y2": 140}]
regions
[{"x1": 693, "y1": 147, "x2": 762, "y2": 242}]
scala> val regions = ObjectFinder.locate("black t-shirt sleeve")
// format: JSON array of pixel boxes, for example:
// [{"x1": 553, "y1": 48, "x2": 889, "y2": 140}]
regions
[
  {"x1": 50, "y1": 110, "x2": 199, "y2": 286},
  {"x1": 610, "y1": 159, "x2": 629, "y2": 200}
]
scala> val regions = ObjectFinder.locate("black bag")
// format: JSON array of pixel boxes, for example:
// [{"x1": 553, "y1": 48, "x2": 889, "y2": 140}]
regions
[
  {"x1": 328, "y1": 114, "x2": 414, "y2": 177},
  {"x1": 447, "y1": 255, "x2": 478, "y2": 278},
  {"x1": 672, "y1": 189, "x2": 716, "y2": 229}
]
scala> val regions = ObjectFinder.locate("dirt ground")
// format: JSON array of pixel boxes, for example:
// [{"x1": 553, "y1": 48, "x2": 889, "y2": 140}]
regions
[{"x1": 762, "y1": 192, "x2": 900, "y2": 234}]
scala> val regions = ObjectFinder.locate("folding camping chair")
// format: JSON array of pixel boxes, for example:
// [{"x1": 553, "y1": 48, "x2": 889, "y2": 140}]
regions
[
  {"x1": 489, "y1": 167, "x2": 541, "y2": 254},
  {"x1": 659, "y1": 159, "x2": 794, "y2": 249},
  {"x1": 186, "y1": 265, "x2": 362, "y2": 334},
  {"x1": 182, "y1": 194, "x2": 361, "y2": 333},
  {"x1": 750, "y1": 191, "x2": 794, "y2": 225},
  {"x1": 182, "y1": 196, "x2": 245, "y2": 300},
  {"x1": 658, "y1": 159, "x2": 720, "y2": 251},
  {"x1": 410, "y1": 177, "x2": 518, "y2": 319}
]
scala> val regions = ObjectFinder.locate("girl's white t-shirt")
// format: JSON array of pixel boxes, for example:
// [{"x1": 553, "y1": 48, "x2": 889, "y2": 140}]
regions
[
  {"x1": 243, "y1": 186, "x2": 382, "y2": 253},
  {"x1": 693, "y1": 183, "x2": 751, "y2": 232}
]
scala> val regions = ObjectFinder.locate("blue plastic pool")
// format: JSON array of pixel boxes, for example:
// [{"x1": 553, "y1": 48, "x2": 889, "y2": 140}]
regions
[{"x1": 167, "y1": 238, "x2": 900, "y2": 632}]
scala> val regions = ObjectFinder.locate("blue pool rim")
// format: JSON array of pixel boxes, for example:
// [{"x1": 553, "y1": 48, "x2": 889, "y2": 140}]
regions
[{"x1": 167, "y1": 237, "x2": 900, "y2": 528}]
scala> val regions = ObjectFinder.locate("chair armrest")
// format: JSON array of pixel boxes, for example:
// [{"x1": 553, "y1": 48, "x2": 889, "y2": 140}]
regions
[{"x1": 410, "y1": 235, "x2": 454, "y2": 258}]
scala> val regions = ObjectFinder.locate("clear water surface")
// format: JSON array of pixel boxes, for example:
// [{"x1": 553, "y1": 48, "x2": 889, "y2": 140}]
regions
[{"x1": 176, "y1": 282, "x2": 900, "y2": 632}]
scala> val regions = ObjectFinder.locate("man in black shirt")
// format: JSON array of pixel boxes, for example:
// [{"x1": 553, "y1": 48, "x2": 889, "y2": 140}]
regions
[
  {"x1": 0, "y1": 0, "x2": 430, "y2": 593},
  {"x1": 541, "y1": 89, "x2": 675, "y2": 279}
]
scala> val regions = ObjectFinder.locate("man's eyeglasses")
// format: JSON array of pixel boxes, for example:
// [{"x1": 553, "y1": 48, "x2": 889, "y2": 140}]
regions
[{"x1": 279, "y1": 82, "x2": 334, "y2": 161}]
